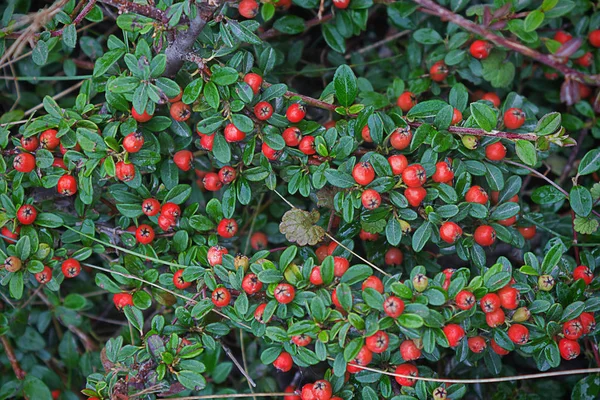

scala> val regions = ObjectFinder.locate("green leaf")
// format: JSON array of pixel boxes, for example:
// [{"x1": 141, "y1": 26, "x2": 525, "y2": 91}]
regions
[
  {"x1": 324, "y1": 168, "x2": 355, "y2": 188},
  {"x1": 570, "y1": 186, "x2": 593, "y2": 217},
  {"x1": 515, "y1": 140, "x2": 537, "y2": 166},
  {"x1": 273, "y1": 15, "x2": 305, "y2": 34},
  {"x1": 412, "y1": 222, "x2": 431, "y2": 252},
  {"x1": 183, "y1": 79, "x2": 204, "y2": 104},
  {"x1": 407, "y1": 100, "x2": 448, "y2": 119},
  {"x1": 470, "y1": 103, "x2": 497, "y2": 132},
  {"x1": 177, "y1": 370, "x2": 207, "y2": 391},
  {"x1": 211, "y1": 66, "x2": 239, "y2": 86},
  {"x1": 541, "y1": 243, "x2": 563, "y2": 274},
  {"x1": 333, "y1": 65, "x2": 358, "y2": 107},
  {"x1": 212, "y1": 133, "x2": 231, "y2": 163},
  {"x1": 385, "y1": 217, "x2": 402, "y2": 246},
  {"x1": 578, "y1": 149, "x2": 600, "y2": 176},
  {"x1": 322, "y1": 24, "x2": 345, "y2": 53},
  {"x1": 524, "y1": 10, "x2": 544, "y2": 32},
  {"x1": 534, "y1": 112, "x2": 561, "y2": 136},
  {"x1": 413, "y1": 28, "x2": 443, "y2": 44}
]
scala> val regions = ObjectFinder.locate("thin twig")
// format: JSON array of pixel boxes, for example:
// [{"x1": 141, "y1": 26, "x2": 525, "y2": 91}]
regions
[
  {"x1": 345, "y1": 30, "x2": 411, "y2": 60},
  {"x1": 0, "y1": 335, "x2": 26, "y2": 379},
  {"x1": 239, "y1": 330, "x2": 256, "y2": 399},
  {"x1": 98, "y1": 0, "x2": 168, "y2": 23},
  {"x1": 165, "y1": 394, "x2": 291, "y2": 400},
  {"x1": 220, "y1": 341, "x2": 257, "y2": 388}
]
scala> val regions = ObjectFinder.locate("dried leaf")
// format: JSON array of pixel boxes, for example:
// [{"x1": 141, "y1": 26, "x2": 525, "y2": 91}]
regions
[{"x1": 279, "y1": 209, "x2": 326, "y2": 246}]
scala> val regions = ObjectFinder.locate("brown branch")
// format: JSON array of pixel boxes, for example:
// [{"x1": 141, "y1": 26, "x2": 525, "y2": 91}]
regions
[
  {"x1": 413, "y1": 0, "x2": 600, "y2": 86},
  {"x1": 0, "y1": 335, "x2": 26, "y2": 380},
  {"x1": 51, "y1": 0, "x2": 97, "y2": 37},
  {"x1": 259, "y1": 13, "x2": 333, "y2": 40},
  {"x1": 98, "y1": 0, "x2": 168, "y2": 23}
]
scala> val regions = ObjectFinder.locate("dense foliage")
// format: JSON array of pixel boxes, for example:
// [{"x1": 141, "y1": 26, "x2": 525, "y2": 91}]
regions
[{"x1": 1, "y1": 0, "x2": 600, "y2": 399}]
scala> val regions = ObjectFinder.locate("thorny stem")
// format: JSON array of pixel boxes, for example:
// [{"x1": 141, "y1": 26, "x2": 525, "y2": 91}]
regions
[
  {"x1": 0, "y1": 335, "x2": 26, "y2": 380},
  {"x1": 413, "y1": 0, "x2": 600, "y2": 86}
]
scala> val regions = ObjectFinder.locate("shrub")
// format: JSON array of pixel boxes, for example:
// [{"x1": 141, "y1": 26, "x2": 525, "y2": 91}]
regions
[{"x1": 0, "y1": 0, "x2": 599, "y2": 399}]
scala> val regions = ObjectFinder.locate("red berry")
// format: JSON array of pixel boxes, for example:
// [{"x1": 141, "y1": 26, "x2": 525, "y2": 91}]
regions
[
  {"x1": 508, "y1": 324, "x2": 529, "y2": 345},
  {"x1": 61, "y1": 258, "x2": 81, "y2": 278},
  {"x1": 383, "y1": 296, "x2": 405, "y2": 318},
  {"x1": 576, "y1": 52, "x2": 593, "y2": 67},
  {"x1": 298, "y1": 136, "x2": 316, "y2": 155},
  {"x1": 301, "y1": 384, "x2": 316, "y2": 400},
  {"x1": 292, "y1": 334, "x2": 312, "y2": 347},
  {"x1": 217, "y1": 166, "x2": 236, "y2": 184},
  {"x1": 250, "y1": 232, "x2": 268, "y2": 250},
  {"x1": 333, "y1": 256, "x2": 349, "y2": 277},
  {"x1": 388, "y1": 154, "x2": 408, "y2": 175},
  {"x1": 123, "y1": 132, "x2": 144, "y2": 153},
  {"x1": 451, "y1": 108, "x2": 462, "y2": 125},
  {"x1": 390, "y1": 127, "x2": 412, "y2": 150},
  {"x1": 554, "y1": 31, "x2": 573, "y2": 44},
  {"x1": 161, "y1": 202, "x2": 181, "y2": 219},
  {"x1": 203, "y1": 172, "x2": 224, "y2": 191},
  {"x1": 384, "y1": 248, "x2": 403, "y2": 266},
  {"x1": 439, "y1": 221, "x2": 462, "y2": 244},
  {"x1": 365, "y1": 330, "x2": 389, "y2": 353},
  {"x1": 254, "y1": 101, "x2": 273, "y2": 120},
  {"x1": 13, "y1": 153, "x2": 36, "y2": 173},
  {"x1": 432, "y1": 159, "x2": 454, "y2": 183},
  {"x1": 274, "y1": 283, "x2": 295, "y2": 304},
  {"x1": 224, "y1": 123, "x2": 246, "y2": 142},
  {"x1": 580, "y1": 312, "x2": 596, "y2": 334},
  {"x1": 490, "y1": 338, "x2": 510, "y2": 355},
  {"x1": 474, "y1": 225, "x2": 496, "y2": 246},
  {"x1": 157, "y1": 214, "x2": 176, "y2": 231},
  {"x1": 136, "y1": 224, "x2": 155, "y2": 244},
  {"x1": 402, "y1": 164, "x2": 426, "y2": 187},
  {"x1": 497, "y1": 286, "x2": 519, "y2": 310},
  {"x1": 131, "y1": 107, "x2": 152, "y2": 122},
  {"x1": 57, "y1": 175, "x2": 77, "y2": 196},
  {"x1": 309, "y1": 266, "x2": 324, "y2": 285},
  {"x1": 469, "y1": 40, "x2": 492, "y2": 59},
  {"x1": 359, "y1": 230, "x2": 379, "y2": 241},
  {"x1": 238, "y1": 0, "x2": 258, "y2": 18},
  {"x1": 589, "y1": 29, "x2": 600, "y2": 47},
  {"x1": 115, "y1": 161, "x2": 135, "y2": 182},
  {"x1": 430, "y1": 61, "x2": 448, "y2": 82},
  {"x1": 497, "y1": 216, "x2": 517, "y2": 226},
  {"x1": 468, "y1": 336, "x2": 486, "y2": 353},
  {"x1": 113, "y1": 293, "x2": 133, "y2": 310},
  {"x1": 169, "y1": 88, "x2": 183, "y2": 103},
  {"x1": 40, "y1": 129, "x2": 60, "y2": 150},
  {"x1": 361, "y1": 189, "x2": 381, "y2": 209},
  {"x1": 443, "y1": 324, "x2": 465, "y2": 347},
  {"x1": 394, "y1": 364, "x2": 418, "y2": 387},
  {"x1": 173, "y1": 269, "x2": 192, "y2": 289},
  {"x1": 254, "y1": 303, "x2": 269, "y2": 323},
  {"x1": 332, "y1": 0, "x2": 350, "y2": 9},
  {"x1": 362, "y1": 276, "x2": 384, "y2": 293},
  {"x1": 573, "y1": 265, "x2": 593, "y2": 285},
  {"x1": 559, "y1": 338, "x2": 581, "y2": 360},
  {"x1": 21, "y1": 136, "x2": 39, "y2": 152},
  {"x1": 485, "y1": 309, "x2": 506, "y2": 328},
  {"x1": 352, "y1": 161, "x2": 376, "y2": 185},
  {"x1": 465, "y1": 185, "x2": 489, "y2": 204},
  {"x1": 199, "y1": 133, "x2": 215, "y2": 150},
  {"x1": 217, "y1": 218, "x2": 238, "y2": 238},
  {"x1": 347, "y1": 346, "x2": 372, "y2": 373},
  {"x1": 242, "y1": 273, "x2": 263, "y2": 294},
  {"x1": 563, "y1": 319, "x2": 584, "y2": 340},
  {"x1": 312, "y1": 380, "x2": 332, "y2": 400},
  {"x1": 482, "y1": 92, "x2": 501, "y2": 107},
  {"x1": 405, "y1": 187, "x2": 427, "y2": 207},
  {"x1": 212, "y1": 287, "x2": 231, "y2": 307},
  {"x1": 400, "y1": 340, "x2": 421, "y2": 361},
  {"x1": 504, "y1": 108, "x2": 526, "y2": 129},
  {"x1": 283, "y1": 127, "x2": 302, "y2": 147},
  {"x1": 361, "y1": 125, "x2": 373, "y2": 142},
  {"x1": 170, "y1": 101, "x2": 191, "y2": 122},
  {"x1": 16, "y1": 204, "x2": 37, "y2": 225},
  {"x1": 455, "y1": 290, "x2": 475, "y2": 310},
  {"x1": 397, "y1": 92, "x2": 417, "y2": 112},
  {"x1": 517, "y1": 226, "x2": 536, "y2": 240},
  {"x1": 273, "y1": 351, "x2": 293, "y2": 372},
  {"x1": 1, "y1": 226, "x2": 19, "y2": 243},
  {"x1": 485, "y1": 142, "x2": 506, "y2": 161},
  {"x1": 173, "y1": 150, "x2": 193, "y2": 171},
  {"x1": 480, "y1": 293, "x2": 501, "y2": 313},
  {"x1": 286, "y1": 103, "x2": 306, "y2": 123},
  {"x1": 207, "y1": 245, "x2": 228, "y2": 266},
  {"x1": 244, "y1": 73, "x2": 263, "y2": 94}
]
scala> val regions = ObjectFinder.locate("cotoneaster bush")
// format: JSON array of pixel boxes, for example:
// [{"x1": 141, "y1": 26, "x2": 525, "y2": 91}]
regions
[{"x1": 0, "y1": 0, "x2": 600, "y2": 400}]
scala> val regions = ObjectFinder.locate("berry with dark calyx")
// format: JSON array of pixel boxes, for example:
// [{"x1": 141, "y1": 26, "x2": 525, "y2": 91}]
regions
[
  {"x1": 14, "y1": 153, "x2": 36, "y2": 173},
  {"x1": 480, "y1": 293, "x2": 501, "y2": 313},
  {"x1": 433, "y1": 387, "x2": 448, "y2": 400},
  {"x1": 498, "y1": 286, "x2": 519, "y2": 310},
  {"x1": 283, "y1": 127, "x2": 302, "y2": 147},
  {"x1": 430, "y1": 60, "x2": 448, "y2": 82},
  {"x1": 286, "y1": 103, "x2": 306, "y2": 123},
  {"x1": 468, "y1": 336, "x2": 486, "y2": 353},
  {"x1": 298, "y1": 136, "x2": 316, "y2": 155},
  {"x1": 244, "y1": 72, "x2": 263, "y2": 94},
  {"x1": 242, "y1": 273, "x2": 263, "y2": 294},
  {"x1": 207, "y1": 245, "x2": 228, "y2": 266},
  {"x1": 559, "y1": 338, "x2": 580, "y2": 360},
  {"x1": 292, "y1": 334, "x2": 312, "y2": 347},
  {"x1": 115, "y1": 161, "x2": 136, "y2": 182},
  {"x1": 4, "y1": 256, "x2": 22, "y2": 273},
  {"x1": 365, "y1": 330, "x2": 389, "y2": 353},
  {"x1": 218, "y1": 166, "x2": 236, "y2": 184},
  {"x1": 173, "y1": 269, "x2": 192, "y2": 289},
  {"x1": 273, "y1": 351, "x2": 293, "y2": 372},
  {"x1": 113, "y1": 293, "x2": 133, "y2": 310},
  {"x1": 508, "y1": 324, "x2": 529, "y2": 345},
  {"x1": 384, "y1": 247, "x2": 403, "y2": 266},
  {"x1": 465, "y1": 185, "x2": 489, "y2": 204},
  {"x1": 40, "y1": 129, "x2": 60, "y2": 150},
  {"x1": 439, "y1": 221, "x2": 462, "y2": 244},
  {"x1": 383, "y1": 296, "x2": 405, "y2": 318},
  {"x1": 170, "y1": 101, "x2": 191, "y2": 122},
  {"x1": 394, "y1": 363, "x2": 418, "y2": 387},
  {"x1": 131, "y1": 107, "x2": 152, "y2": 122},
  {"x1": 17, "y1": 204, "x2": 37, "y2": 225},
  {"x1": 211, "y1": 287, "x2": 231, "y2": 307},
  {"x1": 469, "y1": 40, "x2": 492, "y2": 59},
  {"x1": 405, "y1": 186, "x2": 427, "y2": 207},
  {"x1": 512, "y1": 307, "x2": 531, "y2": 322},
  {"x1": 486, "y1": 309, "x2": 506, "y2": 328},
  {"x1": 224, "y1": 123, "x2": 246, "y2": 142},
  {"x1": 353, "y1": 161, "x2": 375, "y2": 185},
  {"x1": 173, "y1": 150, "x2": 193, "y2": 171},
  {"x1": 461, "y1": 135, "x2": 479, "y2": 150},
  {"x1": 254, "y1": 101, "x2": 273, "y2": 120},
  {"x1": 573, "y1": 265, "x2": 593, "y2": 285},
  {"x1": 474, "y1": 225, "x2": 496, "y2": 246},
  {"x1": 199, "y1": 133, "x2": 215, "y2": 150},
  {"x1": 262, "y1": 142, "x2": 282, "y2": 160},
  {"x1": 238, "y1": 0, "x2": 258, "y2": 18},
  {"x1": 161, "y1": 202, "x2": 181, "y2": 219},
  {"x1": 579, "y1": 312, "x2": 596, "y2": 335},
  {"x1": 274, "y1": 283, "x2": 295, "y2": 304},
  {"x1": 400, "y1": 340, "x2": 421, "y2": 360},
  {"x1": 254, "y1": 303, "x2": 269, "y2": 323},
  {"x1": 57, "y1": 175, "x2": 77, "y2": 196},
  {"x1": 61, "y1": 258, "x2": 81, "y2": 278},
  {"x1": 432, "y1": 159, "x2": 454, "y2": 183},
  {"x1": 482, "y1": 92, "x2": 501, "y2": 107},
  {"x1": 217, "y1": 218, "x2": 238, "y2": 238},
  {"x1": 504, "y1": 108, "x2": 526, "y2": 129},
  {"x1": 361, "y1": 189, "x2": 381, "y2": 209},
  {"x1": 538, "y1": 274, "x2": 555, "y2": 291},
  {"x1": 455, "y1": 290, "x2": 475, "y2": 310},
  {"x1": 554, "y1": 31, "x2": 573, "y2": 44},
  {"x1": 346, "y1": 346, "x2": 372, "y2": 373},
  {"x1": 397, "y1": 91, "x2": 417, "y2": 112},
  {"x1": 563, "y1": 319, "x2": 583, "y2": 340},
  {"x1": 362, "y1": 275, "x2": 384, "y2": 293},
  {"x1": 136, "y1": 224, "x2": 155, "y2": 244},
  {"x1": 443, "y1": 324, "x2": 465, "y2": 347},
  {"x1": 413, "y1": 273, "x2": 428, "y2": 292},
  {"x1": 21, "y1": 136, "x2": 39, "y2": 152},
  {"x1": 158, "y1": 215, "x2": 175, "y2": 231},
  {"x1": 485, "y1": 142, "x2": 507, "y2": 161},
  {"x1": 402, "y1": 164, "x2": 426, "y2": 187},
  {"x1": 390, "y1": 127, "x2": 412, "y2": 150},
  {"x1": 123, "y1": 132, "x2": 144, "y2": 153},
  {"x1": 312, "y1": 380, "x2": 332, "y2": 400},
  {"x1": 388, "y1": 154, "x2": 408, "y2": 175}
]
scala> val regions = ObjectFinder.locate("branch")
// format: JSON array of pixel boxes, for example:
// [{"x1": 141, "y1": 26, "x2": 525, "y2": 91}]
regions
[
  {"x1": 164, "y1": 2, "x2": 221, "y2": 77},
  {"x1": 413, "y1": 0, "x2": 600, "y2": 86},
  {"x1": 98, "y1": 0, "x2": 168, "y2": 23},
  {"x1": 0, "y1": 335, "x2": 26, "y2": 380},
  {"x1": 51, "y1": 0, "x2": 97, "y2": 37},
  {"x1": 259, "y1": 13, "x2": 333, "y2": 40}
]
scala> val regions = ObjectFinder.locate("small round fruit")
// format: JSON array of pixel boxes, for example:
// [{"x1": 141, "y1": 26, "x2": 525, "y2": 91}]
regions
[
  {"x1": 158, "y1": 215, "x2": 176, "y2": 231},
  {"x1": 490, "y1": 339, "x2": 509, "y2": 355},
  {"x1": 439, "y1": 221, "x2": 462, "y2": 244},
  {"x1": 170, "y1": 101, "x2": 191, "y2": 122},
  {"x1": 513, "y1": 307, "x2": 531, "y2": 322},
  {"x1": 292, "y1": 334, "x2": 312, "y2": 347},
  {"x1": 465, "y1": 186, "x2": 488, "y2": 204},
  {"x1": 397, "y1": 91, "x2": 417, "y2": 112},
  {"x1": 559, "y1": 338, "x2": 580, "y2": 360},
  {"x1": 576, "y1": 52, "x2": 593, "y2": 67},
  {"x1": 250, "y1": 232, "x2": 268, "y2": 250},
  {"x1": 61, "y1": 258, "x2": 81, "y2": 278},
  {"x1": 405, "y1": 187, "x2": 427, "y2": 207},
  {"x1": 298, "y1": 136, "x2": 316, "y2": 155},
  {"x1": 563, "y1": 319, "x2": 584, "y2": 340},
  {"x1": 207, "y1": 245, "x2": 228, "y2": 267},
  {"x1": 113, "y1": 293, "x2": 133, "y2": 310},
  {"x1": 580, "y1": 312, "x2": 596, "y2": 334},
  {"x1": 455, "y1": 290, "x2": 476, "y2": 310},
  {"x1": 312, "y1": 380, "x2": 332, "y2": 400},
  {"x1": 361, "y1": 189, "x2": 381, "y2": 209},
  {"x1": 474, "y1": 225, "x2": 496, "y2": 246},
  {"x1": 390, "y1": 127, "x2": 412, "y2": 150},
  {"x1": 173, "y1": 269, "x2": 192, "y2": 289},
  {"x1": 131, "y1": 107, "x2": 152, "y2": 122},
  {"x1": 199, "y1": 133, "x2": 214, "y2": 150},
  {"x1": 286, "y1": 103, "x2": 306, "y2": 123},
  {"x1": 365, "y1": 330, "x2": 389, "y2": 353},
  {"x1": 468, "y1": 336, "x2": 486, "y2": 353},
  {"x1": 482, "y1": 92, "x2": 501, "y2": 107},
  {"x1": 204, "y1": 172, "x2": 223, "y2": 192},
  {"x1": 242, "y1": 273, "x2": 263, "y2": 294},
  {"x1": 254, "y1": 304, "x2": 269, "y2": 323},
  {"x1": 4, "y1": 256, "x2": 22, "y2": 273},
  {"x1": 432, "y1": 160, "x2": 454, "y2": 183},
  {"x1": 352, "y1": 161, "x2": 375, "y2": 185},
  {"x1": 274, "y1": 283, "x2": 295, "y2": 304},
  {"x1": 573, "y1": 265, "x2": 593, "y2": 285},
  {"x1": 333, "y1": 256, "x2": 349, "y2": 277},
  {"x1": 115, "y1": 161, "x2": 135, "y2": 182},
  {"x1": 283, "y1": 127, "x2": 302, "y2": 147},
  {"x1": 402, "y1": 164, "x2": 426, "y2": 187},
  {"x1": 244, "y1": 73, "x2": 263, "y2": 94},
  {"x1": 433, "y1": 387, "x2": 448, "y2": 400},
  {"x1": 346, "y1": 346, "x2": 372, "y2": 373},
  {"x1": 254, "y1": 101, "x2": 273, "y2": 120},
  {"x1": 262, "y1": 142, "x2": 282, "y2": 161},
  {"x1": 413, "y1": 273, "x2": 428, "y2": 292},
  {"x1": 443, "y1": 324, "x2": 465, "y2": 347},
  {"x1": 218, "y1": 166, "x2": 236, "y2": 184},
  {"x1": 508, "y1": 324, "x2": 529, "y2": 345},
  {"x1": 451, "y1": 108, "x2": 462, "y2": 125},
  {"x1": 361, "y1": 125, "x2": 372, "y2": 143},
  {"x1": 35, "y1": 266, "x2": 52, "y2": 284},
  {"x1": 538, "y1": 274, "x2": 555, "y2": 291},
  {"x1": 497, "y1": 286, "x2": 519, "y2": 310},
  {"x1": 16, "y1": 204, "x2": 37, "y2": 225},
  {"x1": 589, "y1": 29, "x2": 600, "y2": 47},
  {"x1": 362, "y1": 276, "x2": 384, "y2": 293},
  {"x1": 480, "y1": 293, "x2": 501, "y2": 313},
  {"x1": 486, "y1": 309, "x2": 506, "y2": 328},
  {"x1": 554, "y1": 31, "x2": 573, "y2": 44},
  {"x1": 224, "y1": 123, "x2": 246, "y2": 142},
  {"x1": 400, "y1": 340, "x2": 421, "y2": 361},
  {"x1": 332, "y1": 0, "x2": 350, "y2": 9},
  {"x1": 388, "y1": 154, "x2": 408, "y2": 175},
  {"x1": 504, "y1": 108, "x2": 526, "y2": 129},
  {"x1": 485, "y1": 142, "x2": 507, "y2": 161},
  {"x1": 384, "y1": 248, "x2": 403, "y2": 266},
  {"x1": 238, "y1": 0, "x2": 258, "y2": 18},
  {"x1": 13, "y1": 153, "x2": 36, "y2": 173},
  {"x1": 212, "y1": 287, "x2": 231, "y2": 307},
  {"x1": 394, "y1": 364, "x2": 418, "y2": 387},
  {"x1": 39, "y1": 129, "x2": 60, "y2": 150},
  {"x1": 309, "y1": 266, "x2": 324, "y2": 285},
  {"x1": 57, "y1": 175, "x2": 77, "y2": 196},
  {"x1": 1, "y1": 226, "x2": 19, "y2": 243},
  {"x1": 470, "y1": 40, "x2": 492, "y2": 59},
  {"x1": 136, "y1": 224, "x2": 155, "y2": 244},
  {"x1": 383, "y1": 296, "x2": 405, "y2": 318},
  {"x1": 217, "y1": 218, "x2": 238, "y2": 238},
  {"x1": 123, "y1": 132, "x2": 144, "y2": 153},
  {"x1": 20, "y1": 136, "x2": 39, "y2": 152},
  {"x1": 173, "y1": 150, "x2": 193, "y2": 171},
  {"x1": 273, "y1": 351, "x2": 293, "y2": 372},
  {"x1": 518, "y1": 226, "x2": 536, "y2": 240},
  {"x1": 430, "y1": 60, "x2": 448, "y2": 82},
  {"x1": 169, "y1": 88, "x2": 183, "y2": 103}
]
